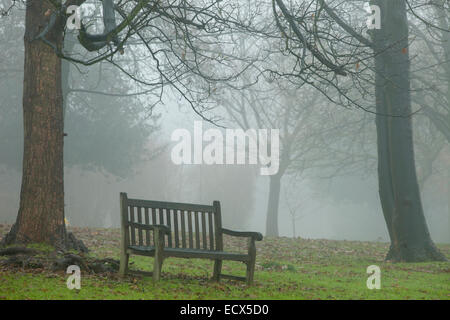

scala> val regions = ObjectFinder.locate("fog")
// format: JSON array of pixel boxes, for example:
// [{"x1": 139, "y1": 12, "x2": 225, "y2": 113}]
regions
[
  {"x1": 0, "y1": 0, "x2": 449, "y2": 246},
  {"x1": 1, "y1": 103, "x2": 448, "y2": 243}
]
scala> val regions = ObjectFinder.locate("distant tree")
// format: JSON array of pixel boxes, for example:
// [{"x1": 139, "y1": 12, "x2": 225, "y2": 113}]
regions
[
  {"x1": 213, "y1": 24, "x2": 376, "y2": 236},
  {"x1": 284, "y1": 178, "x2": 312, "y2": 239},
  {"x1": 270, "y1": 0, "x2": 447, "y2": 261},
  {"x1": 409, "y1": 1, "x2": 449, "y2": 143},
  {"x1": 216, "y1": 71, "x2": 371, "y2": 236}
]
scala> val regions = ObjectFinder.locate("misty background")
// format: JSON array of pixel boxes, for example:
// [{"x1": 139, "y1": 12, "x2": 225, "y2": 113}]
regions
[{"x1": 0, "y1": 2, "x2": 448, "y2": 243}]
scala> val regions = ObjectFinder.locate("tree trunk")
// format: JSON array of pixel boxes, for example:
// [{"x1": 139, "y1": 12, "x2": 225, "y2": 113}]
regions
[
  {"x1": 292, "y1": 216, "x2": 296, "y2": 238},
  {"x1": 448, "y1": 168, "x2": 450, "y2": 244},
  {"x1": 371, "y1": 0, "x2": 445, "y2": 261},
  {"x1": 2, "y1": 2, "x2": 86, "y2": 251},
  {"x1": 265, "y1": 174, "x2": 282, "y2": 237}
]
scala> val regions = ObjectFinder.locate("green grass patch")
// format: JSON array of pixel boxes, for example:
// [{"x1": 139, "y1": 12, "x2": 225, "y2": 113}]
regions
[{"x1": 0, "y1": 226, "x2": 448, "y2": 300}]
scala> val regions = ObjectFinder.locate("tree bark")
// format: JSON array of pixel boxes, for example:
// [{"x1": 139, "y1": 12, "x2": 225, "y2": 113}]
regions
[
  {"x1": 2, "y1": 2, "x2": 86, "y2": 252},
  {"x1": 265, "y1": 174, "x2": 282, "y2": 237},
  {"x1": 448, "y1": 168, "x2": 450, "y2": 244},
  {"x1": 292, "y1": 216, "x2": 296, "y2": 239},
  {"x1": 371, "y1": 0, "x2": 445, "y2": 261}
]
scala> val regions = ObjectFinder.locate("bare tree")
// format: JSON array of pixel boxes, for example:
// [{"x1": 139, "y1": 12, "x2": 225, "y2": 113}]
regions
[
  {"x1": 1, "y1": 0, "x2": 259, "y2": 249},
  {"x1": 270, "y1": 0, "x2": 446, "y2": 261}
]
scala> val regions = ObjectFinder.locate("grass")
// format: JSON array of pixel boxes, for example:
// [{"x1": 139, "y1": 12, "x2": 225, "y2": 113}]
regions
[{"x1": 0, "y1": 225, "x2": 448, "y2": 300}]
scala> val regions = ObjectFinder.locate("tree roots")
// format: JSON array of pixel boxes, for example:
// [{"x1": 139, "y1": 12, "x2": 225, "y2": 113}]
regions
[
  {"x1": 0, "y1": 246, "x2": 119, "y2": 274},
  {"x1": 385, "y1": 242, "x2": 447, "y2": 262}
]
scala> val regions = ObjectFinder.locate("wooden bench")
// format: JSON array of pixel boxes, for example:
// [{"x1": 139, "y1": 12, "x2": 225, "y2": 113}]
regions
[{"x1": 118, "y1": 193, "x2": 263, "y2": 285}]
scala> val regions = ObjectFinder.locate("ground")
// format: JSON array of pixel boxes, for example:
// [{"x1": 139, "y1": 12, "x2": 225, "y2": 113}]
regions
[{"x1": 0, "y1": 224, "x2": 448, "y2": 300}]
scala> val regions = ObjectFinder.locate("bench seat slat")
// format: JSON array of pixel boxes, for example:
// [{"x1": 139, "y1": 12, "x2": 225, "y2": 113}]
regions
[
  {"x1": 159, "y1": 208, "x2": 164, "y2": 225},
  {"x1": 195, "y1": 212, "x2": 200, "y2": 249},
  {"x1": 166, "y1": 209, "x2": 172, "y2": 247},
  {"x1": 181, "y1": 210, "x2": 186, "y2": 248},
  {"x1": 127, "y1": 246, "x2": 250, "y2": 262},
  {"x1": 129, "y1": 206, "x2": 136, "y2": 246},
  {"x1": 208, "y1": 212, "x2": 214, "y2": 250},
  {"x1": 202, "y1": 212, "x2": 207, "y2": 249},
  {"x1": 144, "y1": 208, "x2": 150, "y2": 246},
  {"x1": 174, "y1": 210, "x2": 179, "y2": 248},
  {"x1": 188, "y1": 211, "x2": 193, "y2": 248},
  {"x1": 137, "y1": 207, "x2": 143, "y2": 246},
  {"x1": 151, "y1": 208, "x2": 157, "y2": 227}
]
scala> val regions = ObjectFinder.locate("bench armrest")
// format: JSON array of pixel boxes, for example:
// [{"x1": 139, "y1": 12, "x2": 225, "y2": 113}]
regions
[
  {"x1": 128, "y1": 222, "x2": 171, "y2": 234},
  {"x1": 221, "y1": 228, "x2": 263, "y2": 241}
]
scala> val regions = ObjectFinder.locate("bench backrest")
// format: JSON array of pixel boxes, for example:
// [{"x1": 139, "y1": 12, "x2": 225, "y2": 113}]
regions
[{"x1": 120, "y1": 193, "x2": 223, "y2": 251}]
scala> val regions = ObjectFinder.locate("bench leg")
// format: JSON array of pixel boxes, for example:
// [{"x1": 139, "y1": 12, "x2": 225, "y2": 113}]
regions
[
  {"x1": 119, "y1": 253, "x2": 129, "y2": 277},
  {"x1": 153, "y1": 228, "x2": 164, "y2": 282},
  {"x1": 246, "y1": 260, "x2": 255, "y2": 285},
  {"x1": 246, "y1": 238, "x2": 256, "y2": 285},
  {"x1": 153, "y1": 255, "x2": 164, "y2": 282},
  {"x1": 212, "y1": 260, "x2": 222, "y2": 281}
]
